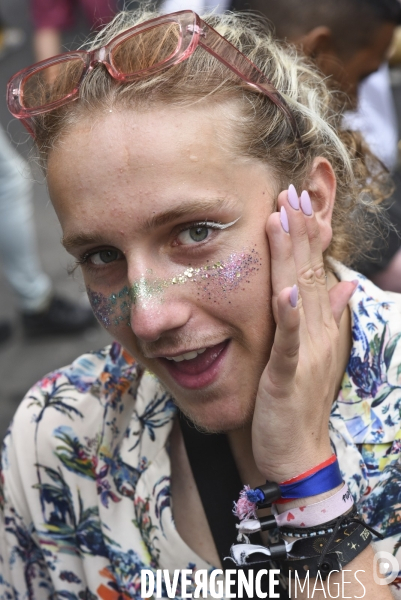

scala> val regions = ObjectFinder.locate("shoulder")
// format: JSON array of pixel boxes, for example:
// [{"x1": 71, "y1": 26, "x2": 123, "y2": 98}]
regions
[
  {"x1": 1, "y1": 343, "x2": 142, "y2": 513},
  {"x1": 7, "y1": 341, "x2": 141, "y2": 433},
  {"x1": 331, "y1": 262, "x2": 401, "y2": 443}
]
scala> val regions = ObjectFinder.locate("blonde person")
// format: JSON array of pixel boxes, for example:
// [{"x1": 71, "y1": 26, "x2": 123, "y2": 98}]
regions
[{"x1": 1, "y1": 7, "x2": 401, "y2": 599}]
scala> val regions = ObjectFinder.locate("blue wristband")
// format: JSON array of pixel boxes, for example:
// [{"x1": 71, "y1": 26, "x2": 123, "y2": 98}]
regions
[{"x1": 279, "y1": 459, "x2": 342, "y2": 500}]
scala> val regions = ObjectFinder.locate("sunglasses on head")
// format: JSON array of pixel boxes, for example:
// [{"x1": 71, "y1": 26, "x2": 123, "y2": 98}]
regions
[{"x1": 7, "y1": 10, "x2": 301, "y2": 142}]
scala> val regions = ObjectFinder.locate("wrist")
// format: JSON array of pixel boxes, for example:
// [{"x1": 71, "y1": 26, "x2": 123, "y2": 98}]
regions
[{"x1": 258, "y1": 446, "x2": 333, "y2": 483}]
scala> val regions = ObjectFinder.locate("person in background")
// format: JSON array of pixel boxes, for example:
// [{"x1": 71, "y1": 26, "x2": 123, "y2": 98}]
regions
[
  {"x1": 31, "y1": 0, "x2": 117, "y2": 64},
  {"x1": 0, "y1": 124, "x2": 96, "y2": 343},
  {"x1": 0, "y1": 15, "x2": 25, "y2": 61},
  {"x1": 343, "y1": 62, "x2": 401, "y2": 291},
  {"x1": 235, "y1": 0, "x2": 401, "y2": 291}
]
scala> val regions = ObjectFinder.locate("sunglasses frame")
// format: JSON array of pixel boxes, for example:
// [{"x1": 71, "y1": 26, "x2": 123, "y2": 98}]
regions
[{"x1": 7, "y1": 10, "x2": 300, "y2": 141}]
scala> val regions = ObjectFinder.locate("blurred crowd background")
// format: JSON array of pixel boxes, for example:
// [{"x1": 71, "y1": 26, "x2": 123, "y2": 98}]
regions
[
  {"x1": 1, "y1": 0, "x2": 401, "y2": 442},
  {"x1": 0, "y1": 0, "x2": 117, "y2": 440}
]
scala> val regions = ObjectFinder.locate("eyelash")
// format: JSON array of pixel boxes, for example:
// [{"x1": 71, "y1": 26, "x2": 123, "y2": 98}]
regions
[
  {"x1": 75, "y1": 218, "x2": 239, "y2": 270},
  {"x1": 174, "y1": 220, "x2": 234, "y2": 242}
]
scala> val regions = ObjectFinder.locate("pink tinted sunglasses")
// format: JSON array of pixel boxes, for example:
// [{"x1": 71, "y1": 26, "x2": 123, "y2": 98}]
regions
[{"x1": 7, "y1": 10, "x2": 300, "y2": 140}]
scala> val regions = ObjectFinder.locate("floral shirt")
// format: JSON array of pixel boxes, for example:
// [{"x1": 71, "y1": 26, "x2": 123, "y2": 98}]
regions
[{"x1": 1, "y1": 263, "x2": 401, "y2": 599}]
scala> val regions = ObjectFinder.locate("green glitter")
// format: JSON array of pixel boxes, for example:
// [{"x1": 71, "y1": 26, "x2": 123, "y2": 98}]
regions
[{"x1": 87, "y1": 250, "x2": 261, "y2": 327}]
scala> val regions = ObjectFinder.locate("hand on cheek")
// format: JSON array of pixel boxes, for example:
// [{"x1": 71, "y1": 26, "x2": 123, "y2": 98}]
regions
[{"x1": 252, "y1": 185, "x2": 357, "y2": 483}]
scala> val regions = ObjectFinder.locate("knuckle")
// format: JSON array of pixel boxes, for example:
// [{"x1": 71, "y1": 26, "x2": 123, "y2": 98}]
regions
[
  {"x1": 298, "y1": 266, "x2": 315, "y2": 287},
  {"x1": 272, "y1": 340, "x2": 300, "y2": 362},
  {"x1": 283, "y1": 343, "x2": 300, "y2": 361},
  {"x1": 278, "y1": 315, "x2": 299, "y2": 335},
  {"x1": 314, "y1": 263, "x2": 326, "y2": 285}
]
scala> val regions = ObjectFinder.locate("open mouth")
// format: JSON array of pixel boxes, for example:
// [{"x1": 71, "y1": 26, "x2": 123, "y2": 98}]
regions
[{"x1": 158, "y1": 340, "x2": 229, "y2": 389}]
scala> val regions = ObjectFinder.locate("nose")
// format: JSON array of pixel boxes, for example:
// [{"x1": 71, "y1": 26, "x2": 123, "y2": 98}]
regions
[{"x1": 129, "y1": 275, "x2": 192, "y2": 343}]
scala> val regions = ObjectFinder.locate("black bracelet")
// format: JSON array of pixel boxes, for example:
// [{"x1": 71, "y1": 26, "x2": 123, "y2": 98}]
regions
[
  {"x1": 280, "y1": 521, "x2": 350, "y2": 538},
  {"x1": 282, "y1": 521, "x2": 372, "y2": 580}
]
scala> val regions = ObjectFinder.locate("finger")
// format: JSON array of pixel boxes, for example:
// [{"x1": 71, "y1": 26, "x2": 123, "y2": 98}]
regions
[
  {"x1": 266, "y1": 190, "x2": 297, "y2": 321},
  {"x1": 264, "y1": 285, "x2": 300, "y2": 394},
  {"x1": 278, "y1": 185, "x2": 322, "y2": 335},
  {"x1": 328, "y1": 280, "x2": 358, "y2": 328},
  {"x1": 298, "y1": 189, "x2": 333, "y2": 327}
]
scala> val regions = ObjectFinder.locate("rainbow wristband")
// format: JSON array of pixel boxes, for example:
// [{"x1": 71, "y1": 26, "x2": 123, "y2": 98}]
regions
[{"x1": 275, "y1": 455, "x2": 342, "y2": 504}]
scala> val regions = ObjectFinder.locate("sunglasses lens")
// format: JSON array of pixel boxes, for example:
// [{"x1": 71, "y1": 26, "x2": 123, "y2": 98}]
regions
[
  {"x1": 112, "y1": 22, "x2": 181, "y2": 75},
  {"x1": 21, "y1": 58, "x2": 85, "y2": 109}
]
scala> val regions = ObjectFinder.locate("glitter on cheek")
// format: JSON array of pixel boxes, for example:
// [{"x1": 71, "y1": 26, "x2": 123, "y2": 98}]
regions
[
  {"x1": 129, "y1": 247, "x2": 261, "y2": 304},
  {"x1": 86, "y1": 285, "x2": 131, "y2": 328},
  {"x1": 86, "y1": 248, "x2": 261, "y2": 327},
  {"x1": 194, "y1": 248, "x2": 261, "y2": 302}
]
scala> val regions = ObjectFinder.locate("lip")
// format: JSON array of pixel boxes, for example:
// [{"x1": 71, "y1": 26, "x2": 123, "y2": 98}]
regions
[{"x1": 158, "y1": 340, "x2": 229, "y2": 389}]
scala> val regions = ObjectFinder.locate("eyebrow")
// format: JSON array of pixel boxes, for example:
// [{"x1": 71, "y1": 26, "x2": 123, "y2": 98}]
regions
[
  {"x1": 62, "y1": 232, "x2": 109, "y2": 252},
  {"x1": 62, "y1": 197, "x2": 239, "y2": 252}
]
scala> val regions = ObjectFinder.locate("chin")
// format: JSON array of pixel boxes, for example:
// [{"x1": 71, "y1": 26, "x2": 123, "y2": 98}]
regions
[{"x1": 172, "y1": 391, "x2": 256, "y2": 434}]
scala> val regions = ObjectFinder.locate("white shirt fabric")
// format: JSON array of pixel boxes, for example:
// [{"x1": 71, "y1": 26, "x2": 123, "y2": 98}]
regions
[
  {"x1": 161, "y1": 0, "x2": 229, "y2": 14},
  {"x1": 343, "y1": 64, "x2": 399, "y2": 172}
]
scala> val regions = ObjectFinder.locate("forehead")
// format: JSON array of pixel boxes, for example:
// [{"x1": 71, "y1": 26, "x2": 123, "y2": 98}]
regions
[
  {"x1": 47, "y1": 104, "x2": 275, "y2": 227},
  {"x1": 49, "y1": 103, "x2": 237, "y2": 175}
]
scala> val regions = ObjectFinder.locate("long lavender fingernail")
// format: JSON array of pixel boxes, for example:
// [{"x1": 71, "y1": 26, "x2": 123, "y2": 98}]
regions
[
  {"x1": 288, "y1": 184, "x2": 300, "y2": 210},
  {"x1": 280, "y1": 206, "x2": 289, "y2": 233},
  {"x1": 290, "y1": 284, "x2": 298, "y2": 307},
  {"x1": 351, "y1": 279, "x2": 359, "y2": 296},
  {"x1": 300, "y1": 190, "x2": 313, "y2": 216}
]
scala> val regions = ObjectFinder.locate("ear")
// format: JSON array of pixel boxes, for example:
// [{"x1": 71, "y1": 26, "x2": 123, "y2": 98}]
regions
[
  {"x1": 295, "y1": 26, "x2": 334, "y2": 59},
  {"x1": 306, "y1": 157, "x2": 336, "y2": 252}
]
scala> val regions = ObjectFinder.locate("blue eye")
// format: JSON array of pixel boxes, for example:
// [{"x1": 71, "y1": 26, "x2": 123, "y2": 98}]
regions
[
  {"x1": 177, "y1": 225, "x2": 211, "y2": 245},
  {"x1": 175, "y1": 218, "x2": 241, "y2": 246},
  {"x1": 190, "y1": 226, "x2": 209, "y2": 242},
  {"x1": 90, "y1": 249, "x2": 121, "y2": 265}
]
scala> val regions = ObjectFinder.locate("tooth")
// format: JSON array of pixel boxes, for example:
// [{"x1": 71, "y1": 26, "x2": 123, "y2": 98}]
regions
[{"x1": 165, "y1": 347, "x2": 208, "y2": 361}]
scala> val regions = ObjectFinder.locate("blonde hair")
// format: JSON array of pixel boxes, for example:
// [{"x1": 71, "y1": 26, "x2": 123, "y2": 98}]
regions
[{"x1": 33, "y1": 7, "x2": 390, "y2": 267}]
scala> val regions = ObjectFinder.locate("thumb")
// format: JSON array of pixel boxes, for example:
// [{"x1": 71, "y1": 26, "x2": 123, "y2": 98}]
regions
[
  {"x1": 328, "y1": 280, "x2": 358, "y2": 327},
  {"x1": 264, "y1": 285, "x2": 300, "y2": 393}
]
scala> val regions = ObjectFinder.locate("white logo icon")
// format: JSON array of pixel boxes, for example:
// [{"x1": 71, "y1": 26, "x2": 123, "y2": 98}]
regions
[{"x1": 373, "y1": 551, "x2": 399, "y2": 585}]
